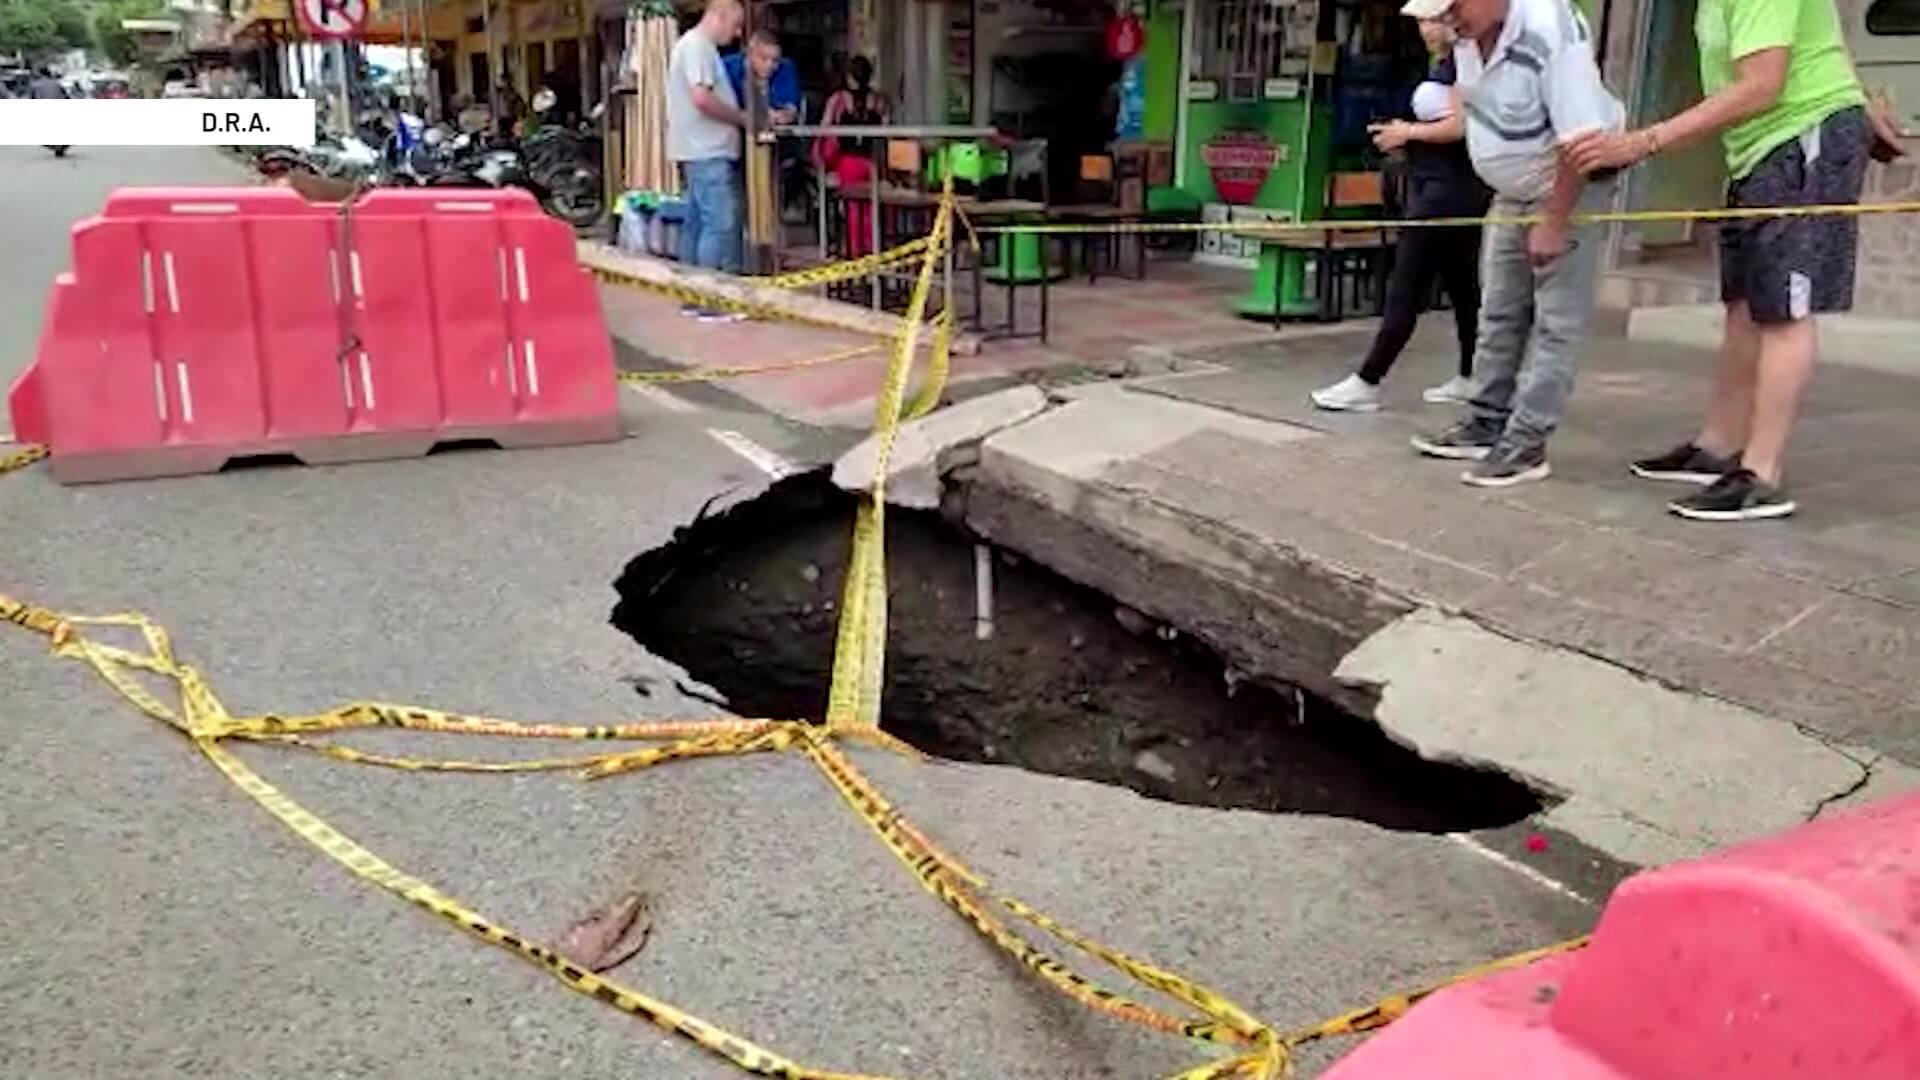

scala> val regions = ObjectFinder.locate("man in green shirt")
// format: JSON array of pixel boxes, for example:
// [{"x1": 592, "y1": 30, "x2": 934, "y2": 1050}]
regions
[{"x1": 1566, "y1": 0, "x2": 1905, "y2": 522}]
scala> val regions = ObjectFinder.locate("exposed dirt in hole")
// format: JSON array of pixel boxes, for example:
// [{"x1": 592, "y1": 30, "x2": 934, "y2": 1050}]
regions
[{"x1": 612, "y1": 473, "x2": 1542, "y2": 832}]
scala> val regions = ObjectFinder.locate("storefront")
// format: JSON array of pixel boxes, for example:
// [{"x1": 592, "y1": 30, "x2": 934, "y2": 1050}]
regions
[{"x1": 1134, "y1": 0, "x2": 1432, "y2": 315}]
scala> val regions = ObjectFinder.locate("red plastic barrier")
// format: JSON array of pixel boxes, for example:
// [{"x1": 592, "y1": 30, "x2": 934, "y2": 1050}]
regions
[
  {"x1": 6, "y1": 187, "x2": 619, "y2": 483},
  {"x1": 1322, "y1": 792, "x2": 1920, "y2": 1080}
]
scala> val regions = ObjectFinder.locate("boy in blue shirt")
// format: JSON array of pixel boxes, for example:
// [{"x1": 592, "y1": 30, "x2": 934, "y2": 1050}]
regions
[{"x1": 724, "y1": 29, "x2": 800, "y2": 125}]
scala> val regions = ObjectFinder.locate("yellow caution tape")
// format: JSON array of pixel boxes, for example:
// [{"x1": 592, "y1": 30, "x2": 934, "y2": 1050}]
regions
[
  {"x1": 823, "y1": 179, "x2": 956, "y2": 739},
  {"x1": 2, "y1": 589, "x2": 1304, "y2": 1077},
  {"x1": 589, "y1": 237, "x2": 937, "y2": 337},
  {"x1": 1, "y1": 442, "x2": 48, "y2": 476},
  {"x1": 977, "y1": 198, "x2": 1920, "y2": 236},
  {"x1": 758, "y1": 236, "x2": 933, "y2": 289},
  {"x1": 618, "y1": 344, "x2": 882, "y2": 385},
  {"x1": 1278, "y1": 934, "x2": 1591, "y2": 1049}
]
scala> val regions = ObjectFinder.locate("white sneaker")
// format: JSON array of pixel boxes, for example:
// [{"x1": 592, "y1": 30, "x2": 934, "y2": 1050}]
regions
[
  {"x1": 1309, "y1": 374, "x2": 1382, "y2": 412},
  {"x1": 1422, "y1": 375, "x2": 1476, "y2": 405}
]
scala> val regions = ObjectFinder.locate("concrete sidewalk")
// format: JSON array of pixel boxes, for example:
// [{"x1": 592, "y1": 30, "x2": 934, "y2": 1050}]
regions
[{"x1": 911, "y1": 323, "x2": 1920, "y2": 867}]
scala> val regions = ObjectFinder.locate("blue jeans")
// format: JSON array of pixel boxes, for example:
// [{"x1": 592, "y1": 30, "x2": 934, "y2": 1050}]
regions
[{"x1": 678, "y1": 157, "x2": 741, "y2": 274}]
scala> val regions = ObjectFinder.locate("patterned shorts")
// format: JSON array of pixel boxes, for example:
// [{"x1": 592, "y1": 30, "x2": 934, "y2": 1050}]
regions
[{"x1": 1719, "y1": 106, "x2": 1871, "y2": 324}]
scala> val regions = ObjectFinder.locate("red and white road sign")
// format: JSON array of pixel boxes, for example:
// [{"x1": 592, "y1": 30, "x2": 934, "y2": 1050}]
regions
[{"x1": 295, "y1": 0, "x2": 368, "y2": 40}]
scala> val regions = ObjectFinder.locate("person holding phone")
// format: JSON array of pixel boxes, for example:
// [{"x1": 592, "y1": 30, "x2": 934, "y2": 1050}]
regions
[
  {"x1": 1564, "y1": 0, "x2": 1907, "y2": 521},
  {"x1": 1312, "y1": 17, "x2": 1493, "y2": 413}
]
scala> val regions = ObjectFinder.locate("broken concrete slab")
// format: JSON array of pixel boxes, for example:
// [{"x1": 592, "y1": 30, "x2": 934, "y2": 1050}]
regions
[
  {"x1": 1335, "y1": 609, "x2": 1868, "y2": 866},
  {"x1": 975, "y1": 387, "x2": 1321, "y2": 513},
  {"x1": 832, "y1": 385, "x2": 1049, "y2": 508},
  {"x1": 956, "y1": 346, "x2": 1920, "y2": 867},
  {"x1": 967, "y1": 405, "x2": 1397, "y2": 718}
]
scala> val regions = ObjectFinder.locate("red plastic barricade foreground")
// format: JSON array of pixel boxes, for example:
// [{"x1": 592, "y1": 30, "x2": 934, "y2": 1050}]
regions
[
  {"x1": 7, "y1": 187, "x2": 619, "y2": 483},
  {"x1": 1323, "y1": 793, "x2": 1920, "y2": 1080}
]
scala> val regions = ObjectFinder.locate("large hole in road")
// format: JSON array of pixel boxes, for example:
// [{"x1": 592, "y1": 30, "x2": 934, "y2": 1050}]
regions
[{"x1": 612, "y1": 473, "x2": 1541, "y2": 832}]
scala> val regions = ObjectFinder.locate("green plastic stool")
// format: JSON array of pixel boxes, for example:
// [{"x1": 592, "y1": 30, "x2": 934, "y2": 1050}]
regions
[
  {"x1": 927, "y1": 142, "x2": 1009, "y2": 187},
  {"x1": 1233, "y1": 245, "x2": 1319, "y2": 320},
  {"x1": 984, "y1": 231, "x2": 1066, "y2": 285}
]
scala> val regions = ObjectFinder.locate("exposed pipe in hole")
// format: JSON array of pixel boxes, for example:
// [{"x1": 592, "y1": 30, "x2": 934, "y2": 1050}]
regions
[{"x1": 973, "y1": 544, "x2": 995, "y2": 642}]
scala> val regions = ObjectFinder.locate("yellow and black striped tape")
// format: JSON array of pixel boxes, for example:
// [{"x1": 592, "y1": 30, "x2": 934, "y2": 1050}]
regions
[
  {"x1": 1, "y1": 442, "x2": 48, "y2": 476},
  {"x1": 976, "y1": 198, "x2": 1920, "y2": 236},
  {"x1": 618, "y1": 344, "x2": 883, "y2": 386}
]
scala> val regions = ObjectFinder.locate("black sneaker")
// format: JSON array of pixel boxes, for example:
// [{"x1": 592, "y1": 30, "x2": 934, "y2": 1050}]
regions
[
  {"x1": 1630, "y1": 443, "x2": 1740, "y2": 484},
  {"x1": 1462, "y1": 441, "x2": 1552, "y2": 487},
  {"x1": 1411, "y1": 416, "x2": 1504, "y2": 460},
  {"x1": 1669, "y1": 469, "x2": 1796, "y2": 521}
]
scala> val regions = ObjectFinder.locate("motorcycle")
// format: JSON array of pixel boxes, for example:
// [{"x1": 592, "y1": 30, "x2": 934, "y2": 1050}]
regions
[
  {"x1": 520, "y1": 94, "x2": 606, "y2": 229},
  {"x1": 424, "y1": 125, "x2": 604, "y2": 229}
]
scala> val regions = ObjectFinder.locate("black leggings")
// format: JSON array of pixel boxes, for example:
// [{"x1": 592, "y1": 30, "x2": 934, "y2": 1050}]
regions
[{"x1": 1357, "y1": 224, "x2": 1482, "y2": 385}]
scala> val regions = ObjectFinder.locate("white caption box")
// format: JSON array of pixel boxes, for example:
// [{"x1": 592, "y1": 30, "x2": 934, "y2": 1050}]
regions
[{"x1": 0, "y1": 99, "x2": 316, "y2": 148}]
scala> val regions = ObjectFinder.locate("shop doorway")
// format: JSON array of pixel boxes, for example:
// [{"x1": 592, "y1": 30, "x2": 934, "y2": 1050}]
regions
[{"x1": 1613, "y1": 0, "x2": 1724, "y2": 288}]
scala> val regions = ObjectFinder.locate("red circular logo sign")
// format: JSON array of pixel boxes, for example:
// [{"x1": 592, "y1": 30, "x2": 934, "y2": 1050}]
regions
[
  {"x1": 1200, "y1": 131, "x2": 1283, "y2": 205},
  {"x1": 1106, "y1": 15, "x2": 1144, "y2": 62},
  {"x1": 296, "y1": 0, "x2": 368, "y2": 40}
]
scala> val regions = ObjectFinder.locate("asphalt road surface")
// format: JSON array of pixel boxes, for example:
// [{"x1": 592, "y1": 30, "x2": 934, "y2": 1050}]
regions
[{"x1": 1, "y1": 145, "x2": 1595, "y2": 1079}]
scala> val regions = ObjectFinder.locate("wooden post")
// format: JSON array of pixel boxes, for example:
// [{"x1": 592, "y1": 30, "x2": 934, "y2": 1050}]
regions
[{"x1": 742, "y1": 4, "x2": 776, "y2": 275}]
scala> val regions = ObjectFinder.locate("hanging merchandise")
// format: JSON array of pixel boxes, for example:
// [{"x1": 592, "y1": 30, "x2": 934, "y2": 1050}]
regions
[
  {"x1": 1111, "y1": 3, "x2": 1147, "y2": 141},
  {"x1": 1116, "y1": 57, "x2": 1145, "y2": 140},
  {"x1": 624, "y1": 2, "x2": 679, "y2": 197}
]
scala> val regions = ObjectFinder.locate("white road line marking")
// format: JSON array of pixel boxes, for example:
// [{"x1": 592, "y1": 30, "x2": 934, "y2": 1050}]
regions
[
  {"x1": 1446, "y1": 832, "x2": 1591, "y2": 906},
  {"x1": 706, "y1": 428, "x2": 793, "y2": 479},
  {"x1": 620, "y1": 381, "x2": 696, "y2": 413}
]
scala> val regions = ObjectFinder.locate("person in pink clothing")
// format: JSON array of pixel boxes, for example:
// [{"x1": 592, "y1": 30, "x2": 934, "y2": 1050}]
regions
[{"x1": 815, "y1": 56, "x2": 889, "y2": 256}]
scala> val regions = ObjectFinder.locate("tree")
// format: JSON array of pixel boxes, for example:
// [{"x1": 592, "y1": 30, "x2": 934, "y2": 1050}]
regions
[
  {"x1": 0, "y1": 0, "x2": 90, "y2": 60},
  {"x1": 91, "y1": 0, "x2": 167, "y2": 67}
]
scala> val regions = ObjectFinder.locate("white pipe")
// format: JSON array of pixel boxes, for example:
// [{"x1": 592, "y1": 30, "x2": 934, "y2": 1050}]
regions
[{"x1": 973, "y1": 544, "x2": 995, "y2": 641}]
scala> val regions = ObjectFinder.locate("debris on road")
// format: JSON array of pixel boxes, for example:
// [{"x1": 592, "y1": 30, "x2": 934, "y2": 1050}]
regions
[{"x1": 555, "y1": 891, "x2": 654, "y2": 974}]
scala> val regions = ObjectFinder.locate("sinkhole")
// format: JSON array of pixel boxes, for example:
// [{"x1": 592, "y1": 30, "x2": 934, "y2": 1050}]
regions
[{"x1": 611, "y1": 472, "x2": 1542, "y2": 832}]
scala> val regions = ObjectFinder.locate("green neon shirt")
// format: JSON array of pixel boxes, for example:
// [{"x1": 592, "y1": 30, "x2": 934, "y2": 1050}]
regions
[{"x1": 1695, "y1": 0, "x2": 1866, "y2": 180}]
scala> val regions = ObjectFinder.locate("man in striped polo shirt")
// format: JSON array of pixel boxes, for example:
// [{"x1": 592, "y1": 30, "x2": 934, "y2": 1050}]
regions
[{"x1": 1402, "y1": 0, "x2": 1624, "y2": 486}]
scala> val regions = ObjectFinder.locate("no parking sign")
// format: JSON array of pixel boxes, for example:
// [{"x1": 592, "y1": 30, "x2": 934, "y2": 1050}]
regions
[{"x1": 296, "y1": 0, "x2": 368, "y2": 40}]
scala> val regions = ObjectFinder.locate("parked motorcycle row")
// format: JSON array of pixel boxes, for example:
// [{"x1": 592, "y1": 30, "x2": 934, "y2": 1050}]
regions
[{"x1": 252, "y1": 101, "x2": 606, "y2": 229}]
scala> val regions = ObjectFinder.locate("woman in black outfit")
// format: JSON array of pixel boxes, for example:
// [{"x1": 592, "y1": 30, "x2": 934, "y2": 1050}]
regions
[{"x1": 1312, "y1": 17, "x2": 1491, "y2": 413}]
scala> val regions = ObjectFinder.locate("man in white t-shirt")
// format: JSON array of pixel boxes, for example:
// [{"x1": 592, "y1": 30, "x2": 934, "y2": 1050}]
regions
[
  {"x1": 666, "y1": 0, "x2": 747, "y2": 286},
  {"x1": 1402, "y1": 0, "x2": 1624, "y2": 487}
]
